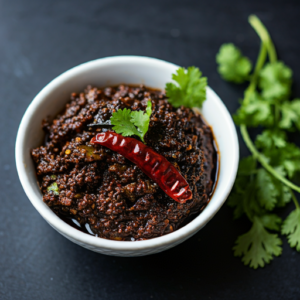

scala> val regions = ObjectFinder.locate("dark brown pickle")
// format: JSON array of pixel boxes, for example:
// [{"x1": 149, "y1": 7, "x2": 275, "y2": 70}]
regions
[{"x1": 31, "y1": 84, "x2": 218, "y2": 241}]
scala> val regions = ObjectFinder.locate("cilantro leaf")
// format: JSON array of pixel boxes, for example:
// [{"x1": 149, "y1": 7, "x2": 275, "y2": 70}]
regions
[
  {"x1": 233, "y1": 92, "x2": 273, "y2": 127},
  {"x1": 255, "y1": 129, "x2": 300, "y2": 179},
  {"x1": 256, "y1": 168, "x2": 278, "y2": 210},
  {"x1": 238, "y1": 156, "x2": 257, "y2": 175},
  {"x1": 270, "y1": 167, "x2": 292, "y2": 207},
  {"x1": 255, "y1": 129, "x2": 287, "y2": 149},
  {"x1": 228, "y1": 157, "x2": 261, "y2": 220},
  {"x1": 233, "y1": 217, "x2": 282, "y2": 269},
  {"x1": 282, "y1": 208, "x2": 300, "y2": 251},
  {"x1": 279, "y1": 99, "x2": 300, "y2": 131},
  {"x1": 216, "y1": 43, "x2": 252, "y2": 83},
  {"x1": 278, "y1": 143, "x2": 300, "y2": 178},
  {"x1": 256, "y1": 166, "x2": 292, "y2": 210},
  {"x1": 228, "y1": 156, "x2": 292, "y2": 222},
  {"x1": 276, "y1": 181, "x2": 293, "y2": 207},
  {"x1": 258, "y1": 141, "x2": 300, "y2": 179},
  {"x1": 259, "y1": 61, "x2": 292, "y2": 100},
  {"x1": 47, "y1": 182, "x2": 59, "y2": 195},
  {"x1": 165, "y1": 66, "x2": 207, "y2": 108},
  {"x1": 130, "y1": 101, "x2": 152, "y2": 142},
  {"x1": 110, "y1": 101, "x2": 152, "y2": 142},
  {"x1": 259, "y1": 214, "x2": 282, "y2": 231},
  {"x1": 111, "y1": 108, "x2": 141, "y2": 137}
]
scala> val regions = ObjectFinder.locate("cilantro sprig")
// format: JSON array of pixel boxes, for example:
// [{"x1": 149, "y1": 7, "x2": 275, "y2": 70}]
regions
[
  {"x1": 110, "y1": 100, "x2": 152, "y2": 142},
  {"x1": 165, "y1": 66, "x2": 207, "y2": 108},
  {"x1": 282, "y1": 206, "x2": 300, "y2": 252},
  {"x1": 233, "y1": 216, "x2": 282, "y2": 269},
  {"x1": 110, "y1": 68, "x2": 207, "y2": 143},
  {"x1": 216, "y1": 43, "x2": 252, "y2": 83},
  {"x1": 217, "y1": 15, "x2": 300, "y2": 268}
]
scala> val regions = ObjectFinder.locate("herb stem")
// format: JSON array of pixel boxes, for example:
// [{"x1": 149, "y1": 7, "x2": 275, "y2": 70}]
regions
[
  {"x1": 243, "y1": 20, "x2": 268, "y2": 104},
  {"x1": 249, "y1": 15, "x2": 281, "y2": 125},
  {"x1": 274, "y1": 101, "x2": 280, "y2": 124},
  {"x1": 245, "y1": 43, "x2": 267, "y2": 104},
  {"x1": 249, "y1": 15, "x2": 277, "y2": 64},
  {"x1": 241, "y1": 124, "x2": 300, "y2": 193},
  {"x1": 242, "y1": 16, "x2": 300, "y2": 193},
  {"x1": 290, "y1": 189, "x2": 300, "y2": 209}
]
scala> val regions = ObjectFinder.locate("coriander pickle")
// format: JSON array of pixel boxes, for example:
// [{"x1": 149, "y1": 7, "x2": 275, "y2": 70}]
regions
[{"x1": 31, "y1": 84, "x2": 218, "y2": 241}]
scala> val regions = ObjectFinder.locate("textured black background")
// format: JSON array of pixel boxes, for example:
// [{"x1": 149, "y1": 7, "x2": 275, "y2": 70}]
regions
[{"x1": 1, "y1": 0, "x2": 300, "y2": 299}]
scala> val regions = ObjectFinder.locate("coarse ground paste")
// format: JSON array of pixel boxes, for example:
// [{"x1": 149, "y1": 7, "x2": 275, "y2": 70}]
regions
[{"x1": 31, "y1": 84, "x2": 217, "y2": 241}]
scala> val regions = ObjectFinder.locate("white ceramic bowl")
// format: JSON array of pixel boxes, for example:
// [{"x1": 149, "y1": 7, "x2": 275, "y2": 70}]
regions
[{"x1": 15, "y1": 56, "x2": 239, "y2": 257}]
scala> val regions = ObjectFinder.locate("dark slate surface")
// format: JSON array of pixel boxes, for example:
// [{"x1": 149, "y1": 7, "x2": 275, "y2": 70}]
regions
[{"x1": 1, "y1": 0, "x2": 300, "y2": 299}]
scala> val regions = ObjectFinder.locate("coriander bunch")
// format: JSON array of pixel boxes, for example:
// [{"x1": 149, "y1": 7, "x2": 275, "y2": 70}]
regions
[{"x1": 216, "y1": 15, "x2": 300, "y2": 268}]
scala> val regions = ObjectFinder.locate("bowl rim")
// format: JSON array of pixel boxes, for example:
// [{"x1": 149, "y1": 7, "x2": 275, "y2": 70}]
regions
[{"x1": 15, "y1": 55, "x2": 239, "y2": 251}]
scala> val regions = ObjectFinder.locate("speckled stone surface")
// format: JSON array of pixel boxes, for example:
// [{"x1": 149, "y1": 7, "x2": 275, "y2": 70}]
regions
[{"x1": 1, "y1": 0, "x2": 300, "y2": 299}]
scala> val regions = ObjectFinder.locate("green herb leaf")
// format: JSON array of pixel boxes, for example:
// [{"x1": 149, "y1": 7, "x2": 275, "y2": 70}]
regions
[
  {"x1": 257, "y1": 138, "x2": 300, "y2": 179},
  {"x1": 276, "y1": 182, "x2": 293, "y2": 207},
  {"x1": 228, "y1": 157, "x2": 262, "y2": 220},
  {"x1": 238, "y1": 155, "x2": 258, "y2": 175},
  {"x1": 282, "y1": 208, "x2": 300, "y2": 251},
  {"x1": 165, "y1": 66, "x2": 207, "y2": 108},
  {"x1": 233, "y1": 217, "x2": 282, "y2": 269},
  {"x1": 255, "y1": 129, "x2": 287, "y2": 149},
  {"x1": 130, "y1": 100, "x2": 152, "y2": 142},
  {"x1": 111, "y1": 108, "x2": 140, "y2": 137},
  {"x1": 279, "y1": 144, "x2": 300, "y2": 178},
  {"x1": 256, "y1": 168, "x2": 279, "y2": 210},
  {"x1": 279, "y1": 99, "x2": 300, "y2": 131},
  {"x1": 233, "y1": 92, "x2": 273, "y2": 127},
  {"x1": 259, "y1": 61, "x2": 292, "y2": 100},
  {"x1": 47, "y1": 182, "x2": 59, "y2": 196},
  {"x1": 259, "y1": 214, "x2": 282, "y2": 231},
  {"x1": 216, "y1": 43, "x2": 252, "y2": 83},
  {"x1": 110, "y1": 101, "x2": 152, "y2": 142}
]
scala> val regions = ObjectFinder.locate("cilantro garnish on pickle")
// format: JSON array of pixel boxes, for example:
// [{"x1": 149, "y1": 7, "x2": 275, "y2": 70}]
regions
[
  {"x1": 165, "y1": 66, "x2": 207, "y2": 108},
  {"x1": 110, "y1": 100, "x2": 152, "y2": 142}
]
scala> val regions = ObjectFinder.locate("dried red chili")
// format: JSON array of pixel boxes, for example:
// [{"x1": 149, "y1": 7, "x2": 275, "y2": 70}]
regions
[{"x1": 90, "y1": 132, "x2": 193, "y2": 203}]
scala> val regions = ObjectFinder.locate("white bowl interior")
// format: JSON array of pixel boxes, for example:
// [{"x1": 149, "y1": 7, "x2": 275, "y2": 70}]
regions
[{"x1": 16, "y1": 56, "x2": 239, "y2": 255}]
